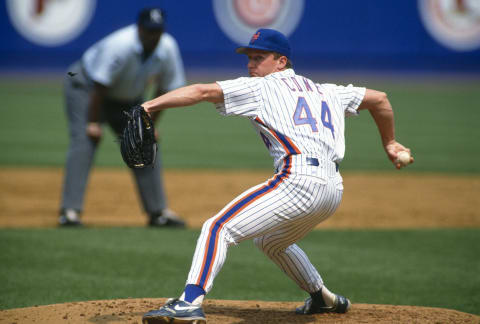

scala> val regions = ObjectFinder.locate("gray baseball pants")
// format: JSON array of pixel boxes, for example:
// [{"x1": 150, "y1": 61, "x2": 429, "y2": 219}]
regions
[{"x1": 60, "y1": 61, "x2": 168, "y2": 216}]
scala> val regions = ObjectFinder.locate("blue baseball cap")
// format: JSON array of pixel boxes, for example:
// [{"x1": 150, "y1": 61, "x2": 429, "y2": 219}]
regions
[{"x1": 236, "y1": 28, "x2": 291, "y2": 60}]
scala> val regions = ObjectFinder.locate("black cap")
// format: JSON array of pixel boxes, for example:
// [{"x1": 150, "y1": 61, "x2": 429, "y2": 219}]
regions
[{"x1": 137, "y1": 8, "x2": 164, "y2": 30}]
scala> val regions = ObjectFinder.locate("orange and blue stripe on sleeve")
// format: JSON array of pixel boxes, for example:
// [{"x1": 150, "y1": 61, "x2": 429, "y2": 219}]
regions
[
  {"x1": 254, "y1": 117, "x2": 301, "y2": 155},
  {"x1": 196, "y1": 156, "x2": 293, "y2": 289}
]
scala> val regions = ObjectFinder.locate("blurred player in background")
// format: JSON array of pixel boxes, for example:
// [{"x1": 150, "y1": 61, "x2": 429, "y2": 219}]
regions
[
  {"x1": 59, "y1": 8, "x2": 186, "y2": 228},
  {"x1": 138, "y1": 28, "x2": 413, "y2": 323}
]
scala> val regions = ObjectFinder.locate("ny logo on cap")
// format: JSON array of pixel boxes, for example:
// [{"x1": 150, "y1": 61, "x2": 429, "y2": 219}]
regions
[
  {"x1": 251, "y1": 31, "x2": 260, "y2": 43},
  {"x1": 150, "y1": 9, "x2": 163, "y2": 23}
]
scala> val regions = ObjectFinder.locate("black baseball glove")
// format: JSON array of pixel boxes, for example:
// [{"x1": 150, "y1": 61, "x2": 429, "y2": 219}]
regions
[{"x1": 120, "y1": 105, "x2": 157, "y2": 169}]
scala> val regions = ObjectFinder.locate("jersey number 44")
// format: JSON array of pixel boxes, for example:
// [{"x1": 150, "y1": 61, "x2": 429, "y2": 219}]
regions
[{"x1": 293, "y1": 97, "x2": 335, "y2": 138}]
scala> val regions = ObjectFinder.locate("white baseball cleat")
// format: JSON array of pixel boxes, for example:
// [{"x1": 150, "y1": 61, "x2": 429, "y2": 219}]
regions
[{"x1": 142, "y1": 298, "x2": 206, "y2": 324}]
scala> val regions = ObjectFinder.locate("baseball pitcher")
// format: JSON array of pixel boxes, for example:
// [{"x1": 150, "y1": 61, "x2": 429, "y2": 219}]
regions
[{"x1": 134, "y1": 28, "x2": 413, "y2": 324}]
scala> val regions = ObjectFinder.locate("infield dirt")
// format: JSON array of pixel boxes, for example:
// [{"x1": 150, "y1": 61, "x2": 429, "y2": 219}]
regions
[
  {"x1": 1, "y1": 168, "x2": 479, "y2": 229},
  {"x1": 0, "y1": 168, "x2": 479, "y2": 323}
]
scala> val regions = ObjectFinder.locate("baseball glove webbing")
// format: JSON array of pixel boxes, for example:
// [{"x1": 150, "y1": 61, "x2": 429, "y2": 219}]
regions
[{"x1": 120, "y1": 105, "x2": 157, "y2": 168}]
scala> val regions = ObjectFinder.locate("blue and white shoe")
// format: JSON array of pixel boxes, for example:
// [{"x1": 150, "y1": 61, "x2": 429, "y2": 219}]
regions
[
  {"x1": 295, "y1": 294, "x2": 351, "y2": 314},
  {"x1": 142, "y1": 298, "x2": 206, "y2": 324}
]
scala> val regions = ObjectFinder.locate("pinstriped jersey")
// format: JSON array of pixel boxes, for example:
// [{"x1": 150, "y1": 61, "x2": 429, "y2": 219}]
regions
[{"x1": 215, "y1": 69, "x2": 365, "y2": 168}]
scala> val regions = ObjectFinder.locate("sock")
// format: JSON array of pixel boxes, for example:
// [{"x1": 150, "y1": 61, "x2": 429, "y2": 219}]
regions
[
  {"x1": 322, "y1": 286, "x2": 336, "y2": 307},
  {"x1": 180, "y1": 284, "x2": 206, "y2": 305}
]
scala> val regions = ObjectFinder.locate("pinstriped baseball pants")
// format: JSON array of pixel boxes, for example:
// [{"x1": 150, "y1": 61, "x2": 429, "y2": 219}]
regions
[{"x1": 186, "y1": 158, "x2": 343, "y2": 294}]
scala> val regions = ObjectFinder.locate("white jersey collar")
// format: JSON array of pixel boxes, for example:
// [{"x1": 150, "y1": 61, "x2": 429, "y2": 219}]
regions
[{"x1": 266, "y1": 68, "x2": 295, "y2": 78}]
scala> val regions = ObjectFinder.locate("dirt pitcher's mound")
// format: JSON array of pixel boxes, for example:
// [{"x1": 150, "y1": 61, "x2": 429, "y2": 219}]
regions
[{"x1": 1, "y1": 298, "x2": 478, "y2": 324}]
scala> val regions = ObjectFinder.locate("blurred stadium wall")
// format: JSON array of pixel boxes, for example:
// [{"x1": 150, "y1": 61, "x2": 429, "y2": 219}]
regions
[{"x1": 1, "y1": 0, "x2": 480, "y2": 75}]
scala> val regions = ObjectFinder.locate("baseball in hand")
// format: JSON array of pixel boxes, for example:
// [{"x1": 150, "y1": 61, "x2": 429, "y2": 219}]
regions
[{"x1": 396, "y1": 151, "x2": 411, "y2": 165}]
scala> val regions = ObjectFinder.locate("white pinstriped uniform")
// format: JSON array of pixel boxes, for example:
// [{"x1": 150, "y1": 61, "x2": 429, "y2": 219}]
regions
[{"x1": 186, "y1": 68, "x2": 365, "y2": 294}]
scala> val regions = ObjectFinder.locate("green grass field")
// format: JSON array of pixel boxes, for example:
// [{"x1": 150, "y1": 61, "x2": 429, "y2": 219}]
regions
[
  {"x1": 0, "y1": 75, "x2": 479, "y2": 316},
  {"x1": 1, "y1": 76, "x2": 479, "y2": 172},
  {"x1": 1, "y1": 228, "x2": 479, "y2": 315}
]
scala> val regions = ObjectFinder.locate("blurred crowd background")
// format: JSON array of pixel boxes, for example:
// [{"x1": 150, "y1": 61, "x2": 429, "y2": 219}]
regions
[{"x1": 2, "y1": 0, "x2": 480, "y2": 76}]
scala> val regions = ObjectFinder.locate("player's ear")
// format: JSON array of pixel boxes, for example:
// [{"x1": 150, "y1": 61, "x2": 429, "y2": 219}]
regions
[{"x1": 277, "y1": 55, "x2": 287, "y2": 69}]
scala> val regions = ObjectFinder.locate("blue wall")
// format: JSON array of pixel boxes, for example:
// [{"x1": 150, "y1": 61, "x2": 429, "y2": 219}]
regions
[{"x1": 1, "y1": 0, "x2": 479, "y2": 73}]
